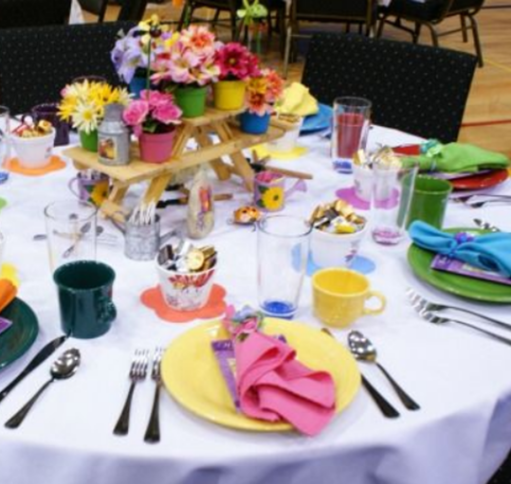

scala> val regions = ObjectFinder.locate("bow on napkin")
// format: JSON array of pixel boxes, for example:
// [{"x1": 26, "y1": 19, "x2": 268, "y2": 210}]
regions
[
  {"x1": 402, "y1": 142, "x2": 510, "y2": 173},
  {"x1": 223, "y1": 306, "x2": 336, "y2": 436},
  {"x1": 409, "y1": 221, "x2": 511, "y2": 277}
]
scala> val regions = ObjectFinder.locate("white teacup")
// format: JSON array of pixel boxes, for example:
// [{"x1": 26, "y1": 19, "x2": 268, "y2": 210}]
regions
[
  {"x1": 11, "y1": 128, "x2": 55, "y2": 168},
  {"x1": 311, "y1": 224, "x2": 368, "y2": 268}
]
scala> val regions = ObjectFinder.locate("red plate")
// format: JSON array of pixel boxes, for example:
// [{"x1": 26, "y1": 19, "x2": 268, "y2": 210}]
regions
[{"x1": 450, "y1": 169, "x2": 509, "y2": 191}]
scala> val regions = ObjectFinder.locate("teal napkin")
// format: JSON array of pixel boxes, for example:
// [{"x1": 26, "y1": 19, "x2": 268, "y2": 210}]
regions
[
  {"x1": 409, "y1": 221, "x2": 511, "y2": 277},
  {"x1": 402, "y1": 142, "x2": 510, "y2": 173}
]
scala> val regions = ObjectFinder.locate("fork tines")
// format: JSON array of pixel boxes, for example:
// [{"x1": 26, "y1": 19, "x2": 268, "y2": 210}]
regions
[
  {"x1": 130, "y1": 349, "x2": 150, "y2": 379},
  {"x1": 151, "y1": 347, "x2": 164, "y2": 381}
]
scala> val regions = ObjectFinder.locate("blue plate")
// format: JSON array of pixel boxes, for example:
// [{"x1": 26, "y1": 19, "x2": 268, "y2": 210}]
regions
[{"x1": 301, "y1": 103, "x2": 332, "y2": 135}]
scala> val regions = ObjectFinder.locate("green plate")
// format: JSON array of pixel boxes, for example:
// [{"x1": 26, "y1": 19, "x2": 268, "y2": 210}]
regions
[
  {"x1": 0, "y1": 298, "x2": 39, "y2": 371},
  {"x1": 407, "y1": 228, "x2": 511, "y2": 303}
]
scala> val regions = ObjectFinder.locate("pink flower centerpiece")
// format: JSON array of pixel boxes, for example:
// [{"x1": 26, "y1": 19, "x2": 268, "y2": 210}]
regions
[
  {"x1": 151, "y1": 25, "x2": 220, "y2": 118},
  {"x1": 213, "y1": 42, "x2": 261, "y2": 111},
  {"x1": 123, "y1": 89, "x2": 182, "y2": 163}
]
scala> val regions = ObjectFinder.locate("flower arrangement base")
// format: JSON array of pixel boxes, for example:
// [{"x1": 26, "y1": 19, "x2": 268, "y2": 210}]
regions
[
  {"x1": 139, "y1": 131, "x2": 176, "y2": 164},
  {"x1": 63, "y1": 108, "x2": 293, "y2": 222},
  {"x1": 213, "y1": 81, "x2": 246, "y2": 111},
  {"x1": 240, "y1": 112, "x2": 271, "y2": 135},
  {"x1": 174, "y1": 86, "x2": 207, "y2": 118},
  {"x1": 79, "y1": 129, "x2": 98, "y2": 152}
]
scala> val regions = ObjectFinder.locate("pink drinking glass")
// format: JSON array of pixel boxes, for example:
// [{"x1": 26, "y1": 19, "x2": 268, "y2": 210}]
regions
[{"x1": 331, "y1": 97, "x2": 372, "y2": 174}]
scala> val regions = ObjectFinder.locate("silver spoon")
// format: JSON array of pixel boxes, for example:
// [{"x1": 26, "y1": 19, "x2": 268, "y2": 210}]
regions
[
  {"x1": 62, "y1": 223, "x2": 93, "y2": 258},
  {"x1": 348, "y1": 331, "x2": 420, "y2": 411},
  {"x1": 5, "y1": 348, "x2": 81, "y2": 429},
  {"x1": 33, "y1": 225, "x2": 106, "y2": 241}
]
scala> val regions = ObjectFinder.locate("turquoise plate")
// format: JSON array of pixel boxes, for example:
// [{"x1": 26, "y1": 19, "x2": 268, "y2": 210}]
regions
[
  {"x1": 0, "y1": 298, "x2": 39, "y2": 371},
  {"x1": 301, "y1": 103, "x2": 332, "y2": 134}
]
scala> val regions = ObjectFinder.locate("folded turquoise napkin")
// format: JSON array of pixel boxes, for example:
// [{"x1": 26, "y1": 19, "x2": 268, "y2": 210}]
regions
[{"x1": 409, "y1": 221, "x2": 511, "y2": 277}]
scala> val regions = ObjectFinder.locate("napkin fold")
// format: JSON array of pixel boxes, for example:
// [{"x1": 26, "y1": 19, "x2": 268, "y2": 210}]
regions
[
  {"x1": 0, "y1": 279, "x2": 17, "y2": 313},
  {"x1": 275, "y1": 82, "x2": 319, "y2": 117},
  {"x1": 409, "y1": 221, "x2": 511, "y2": 277},
  {"x1": 235, "y1": 332, "x2": 336, "y2": 436},
  {"x1": 402, "y1": 143, "x2": 510, "y2": 173}
]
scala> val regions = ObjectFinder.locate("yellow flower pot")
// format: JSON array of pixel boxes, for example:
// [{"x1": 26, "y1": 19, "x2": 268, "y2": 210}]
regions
[{"x1": 213, "y1": 80, "x2": 246, "y2": 111}]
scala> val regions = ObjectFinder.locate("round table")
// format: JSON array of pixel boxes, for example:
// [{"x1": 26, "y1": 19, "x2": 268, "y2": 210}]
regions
[{"x1": 1, "y1": 126, "x2": 510, "y2": 484}]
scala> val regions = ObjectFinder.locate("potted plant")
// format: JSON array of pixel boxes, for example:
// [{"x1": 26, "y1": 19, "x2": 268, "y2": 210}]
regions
[
  {"x1": 123, "y1": 89, "x2": 182, "y2": 163},
  {"x1": 240, "y1": 68, "x2": 284, "y2": 135},
  {"x1": 111, "y1": 15, "x2": 176, "y2": 99},
  {"x1": 213, "y1": 42, "x2": 260, "y2": 111},
  {"x1": 58, "y1": 80, "x2": 130, "y2": 152},
  {"x1": 151, "y1": 25, "x2": 219, "y2": 118}
]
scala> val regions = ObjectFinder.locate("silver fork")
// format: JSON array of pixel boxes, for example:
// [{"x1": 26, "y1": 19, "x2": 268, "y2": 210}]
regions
[
  {"x1": 407, "y1": 288, "x2": 511, "y2": 331},
  {"x1": 144, "y1": 347, "x2": 164, "y2": 443},
  {"x1": 113, "y1": 349, "x2": 149, "y2": 436},
  {"x1": 420, "y1": 311, "x2": 511, "y2": 346}
]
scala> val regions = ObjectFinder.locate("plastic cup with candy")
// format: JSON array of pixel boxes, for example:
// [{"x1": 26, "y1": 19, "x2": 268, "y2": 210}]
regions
[{"x1": 10, "y1": 120, "x2": 55, "y2": 168}]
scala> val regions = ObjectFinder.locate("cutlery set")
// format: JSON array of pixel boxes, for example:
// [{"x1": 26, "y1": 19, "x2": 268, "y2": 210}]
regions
[
  {"x1": 322, "y1": 328, "x2": 419, "y2": 418},
  {"x1": 113, "y1": 347, "x2": 164, "y2": 443},
  {"x1": 407, "y1": 288, "x2": 511, "y2": 346}
]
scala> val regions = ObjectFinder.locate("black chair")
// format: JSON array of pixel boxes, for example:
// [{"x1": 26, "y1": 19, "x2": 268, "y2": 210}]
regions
[
  {"x1": 377, "y1": 0, "x2": 485, "y2": 67},
  {"x1": 117, "y1": 0, "x2": 149, "y2": 21},
  {"x1": 0, "y1": 0, "x2": 71, "y2": 28},
  {"x1": 78, "y1": 0, "x2": 109, "y2": 22},
  {"x1": 283, "y1": 0, "x2": 376, "y2": 76},
  {"x1": 0, "y1": 21, "x2": 135, "y2": 115},
  {"x1": 302, "y1": 33, "x2": 477, "y2": 142}
]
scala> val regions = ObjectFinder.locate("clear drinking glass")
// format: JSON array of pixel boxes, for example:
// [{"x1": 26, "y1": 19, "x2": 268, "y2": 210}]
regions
[
  {"x1": 257, "y1": 214, "x2": 312, "y2": 319},
  {"x1": 0, "y1": 106, "x2": 10, "y2": 166},
  {"x1": 331, "y1": 97, "x2": 371, "y2": 174},
  {"x1": 44, "y1": 200, "x2": 98, "y2": 271},
  {"x1": 371, "y1": 162, "x2": 419, "y2": 245}
]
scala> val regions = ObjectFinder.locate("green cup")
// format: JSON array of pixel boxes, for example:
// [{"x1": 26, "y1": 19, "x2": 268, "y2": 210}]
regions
[
  {"x1": 407, "y1": 175, "x2": 452, "y2": 229},
  {"x1": 54, "y1": 260, "x2": 116, "y2": 339}
]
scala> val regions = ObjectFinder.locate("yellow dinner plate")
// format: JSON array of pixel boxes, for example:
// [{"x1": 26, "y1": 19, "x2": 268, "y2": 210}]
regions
[{"x1": 161, "y1": 318, "x2": 361, "y2": 431}]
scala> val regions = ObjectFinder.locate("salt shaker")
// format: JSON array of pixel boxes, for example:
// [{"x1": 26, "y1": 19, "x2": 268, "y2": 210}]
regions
[
  {"x1": 186, "y1": 168, "x2": 214, "y2": 239},
  {"x1": 98, "y1": 103, "x2": 130, "y2": 166}
]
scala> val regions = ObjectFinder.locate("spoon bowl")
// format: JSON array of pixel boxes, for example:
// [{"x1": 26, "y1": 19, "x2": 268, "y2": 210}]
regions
[
  {"x1": 5, "y1": 348, "x2": 81, "y2": 429},
  {"x1": 347, "y1": 330, "x2": 420, "y2": 411}
]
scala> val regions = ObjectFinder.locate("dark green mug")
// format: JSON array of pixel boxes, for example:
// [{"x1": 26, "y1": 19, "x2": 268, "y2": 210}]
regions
[
  {"x1": 54, "y1": 260, "x2": 116, "y2": 339},
  {"x1": 407, "y1": 176, "x2": 452, "y2": 229}
]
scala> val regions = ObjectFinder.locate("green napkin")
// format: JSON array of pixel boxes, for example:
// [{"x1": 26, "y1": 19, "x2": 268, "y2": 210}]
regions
[{"x1": 402, "y1": 142, "x2": 510, "y2": 173}]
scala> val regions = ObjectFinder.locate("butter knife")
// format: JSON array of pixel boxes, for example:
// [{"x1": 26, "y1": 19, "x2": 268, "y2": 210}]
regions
[{"x1": 0, "y1": 335, "x2": 68, "y2": 403}]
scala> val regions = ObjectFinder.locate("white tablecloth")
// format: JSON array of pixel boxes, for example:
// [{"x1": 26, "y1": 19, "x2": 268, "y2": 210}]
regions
[{"x1": 1, "y1": 127, "x2": 511, "y2": 484}]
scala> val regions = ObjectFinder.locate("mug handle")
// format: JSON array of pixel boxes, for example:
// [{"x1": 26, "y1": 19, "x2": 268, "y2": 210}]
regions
[
  {"x1": 362, "y1": 290, "x2": 386, "y2": 316},
  {"x1": 68, "y1": 177, "x2": 80, "y2": 198}
]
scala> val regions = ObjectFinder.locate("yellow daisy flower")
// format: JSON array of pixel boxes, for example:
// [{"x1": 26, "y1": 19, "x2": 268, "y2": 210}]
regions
[{"x1": 260, "y1": 187, "x2": 284, "y2": 211}]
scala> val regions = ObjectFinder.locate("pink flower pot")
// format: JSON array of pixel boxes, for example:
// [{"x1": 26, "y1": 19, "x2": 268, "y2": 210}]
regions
[{"x1": 139, "y1": 130, "x2": 176, "y2": 164}]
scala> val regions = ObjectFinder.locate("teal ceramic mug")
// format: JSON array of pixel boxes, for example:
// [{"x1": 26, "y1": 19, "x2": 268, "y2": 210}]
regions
[{"x1": 54, "y1": 260, "x2": 116, "y2": 339}]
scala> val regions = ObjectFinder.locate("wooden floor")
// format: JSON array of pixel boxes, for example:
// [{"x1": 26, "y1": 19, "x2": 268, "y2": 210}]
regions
[{"x1": 97, "y1": 0, "x2": 511, "y2": 156}]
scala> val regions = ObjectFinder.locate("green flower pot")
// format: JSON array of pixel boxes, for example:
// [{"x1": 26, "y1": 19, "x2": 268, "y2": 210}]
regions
[
  {"x1": 174, "y1": 86, "x2": 207, "y2": 118},
  {"x1": 80, "y1": 129, "x2": 98, "y2": 152}
]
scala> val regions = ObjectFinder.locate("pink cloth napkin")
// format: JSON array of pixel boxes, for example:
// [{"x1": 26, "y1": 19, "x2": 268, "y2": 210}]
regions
[{"x1": 235, "y1": 332, "x2": 336, "y2": 436}]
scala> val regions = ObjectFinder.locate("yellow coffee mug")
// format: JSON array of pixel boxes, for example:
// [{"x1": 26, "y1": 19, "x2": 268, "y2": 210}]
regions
[{"x1": 312, "y1": 268, "x2": 386, "y2": 328}]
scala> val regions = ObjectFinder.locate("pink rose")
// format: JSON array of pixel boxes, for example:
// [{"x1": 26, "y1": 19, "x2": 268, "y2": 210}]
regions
[
  {"x1": 153, "y1": 103, "x2": 182, "y2": 124},
  {"x1": 122, "y1": 100, "x2": 149, "y2": 127}
]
